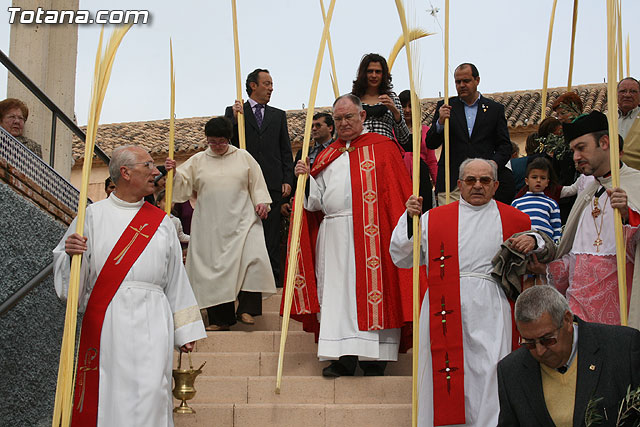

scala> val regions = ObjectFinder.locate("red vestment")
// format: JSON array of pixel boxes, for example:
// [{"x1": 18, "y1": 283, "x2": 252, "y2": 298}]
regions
[
  {"x1": 426, "y1": 201, "x2": 530, "y2": 425},
  {"x1": 72, "y1": 202, "x2": 166, "y2": 427},
  {"x1": 282, "y1": 132, "x2": 426, "y2": 348}
]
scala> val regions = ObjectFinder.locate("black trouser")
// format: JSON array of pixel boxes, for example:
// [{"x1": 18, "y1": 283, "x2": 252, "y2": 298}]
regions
[
  {"x1": 263, "y1": 189, "x2": 283, "y2": 285},
  {"x1": 336, "y1": 355, "x2": 387, "y2": 375},
  {"x1": 206, "y1": 291, "x2": 261, "y2": 326}
]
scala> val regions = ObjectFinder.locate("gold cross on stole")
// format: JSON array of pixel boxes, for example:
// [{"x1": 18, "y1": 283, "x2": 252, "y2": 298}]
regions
[{"x1": 113, "y1": 223, "x2": 150, "y2": 265}]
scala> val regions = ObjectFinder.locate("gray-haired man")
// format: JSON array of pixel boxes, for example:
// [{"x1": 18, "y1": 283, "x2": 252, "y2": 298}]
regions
[{"x1": 498, "y1": 285, "x2": 640, "y2": 426}]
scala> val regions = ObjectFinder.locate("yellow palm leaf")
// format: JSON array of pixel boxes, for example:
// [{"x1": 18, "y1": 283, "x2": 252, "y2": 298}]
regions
[{"x1": 388, "y1": 28, "x2": 433, "y2": 71}]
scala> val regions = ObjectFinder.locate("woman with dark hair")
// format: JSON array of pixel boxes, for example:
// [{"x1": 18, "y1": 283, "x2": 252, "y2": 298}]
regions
[
  {"x1": 165, "y1": 116, "x2": 276, "y2": 331},
  {"x1": 351, "y1": 53, "x2": 410, "y2": 145}
]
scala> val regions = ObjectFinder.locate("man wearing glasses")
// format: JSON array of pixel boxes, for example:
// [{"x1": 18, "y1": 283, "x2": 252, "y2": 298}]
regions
[
  {"x1": 390, "y1": 157, "x2": 542, "y2": 427},
  {"x1": 498, "y1": 285, "x2": 640, "y2": 426},
  {"x1": 291, "y1": 94, "x2": 417, "y2": 378},
  {"x1": 53, "y1": 145, "x2": 206, "y2": 426},
  {"x1": 281, "y1": 112, "x2": 334, "y2": 217},
  {"x1": 618, "y1": 77, "x2": 640, "y2": 170}
]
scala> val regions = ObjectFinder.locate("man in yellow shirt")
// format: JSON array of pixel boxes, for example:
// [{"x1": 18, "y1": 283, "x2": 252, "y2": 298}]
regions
[{"x1": 497, "y1": 286, "x2": 640, "y2": 426}]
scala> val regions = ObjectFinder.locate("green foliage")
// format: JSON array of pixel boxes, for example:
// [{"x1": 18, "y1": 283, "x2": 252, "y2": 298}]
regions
[
  {"x1": 586, "y1": 386, "x2": 640, "y2": 427},
  {"x1": 585, "y1": 395, "x2": 605, "y2": 426},
  {"x1": 616, "y1": 385, "x2": 640, "y2": 426},
  {"x1": 535, "y1": 133, "x2": 572, "y2": 160}
]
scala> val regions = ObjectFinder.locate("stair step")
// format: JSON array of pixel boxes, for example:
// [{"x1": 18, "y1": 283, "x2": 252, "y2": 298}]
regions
[
  {"x1": 196, "y1": 331, "x2": 316, "y2": 353},
  {"x1": 258, "y1": 352, "x2": 414, "y2": 377},
  {"x1": 172, "y1": 404, "x2": 234, "y2": 427},
  {"x1": 181, "y1": 376, "x2": 411, "y2": 405},
  {"x1": 173, "y1": 403, "x2": 411, "y2": 427},
  {"x1": 262, "y1": 292, "x2": 284, "y2": 312},
  {"x1": 232, "y1": 311, "x2": 303, "y2": 332},
  {"x1": 176, "y1": 351, "x2": 413, "y2": 377}
]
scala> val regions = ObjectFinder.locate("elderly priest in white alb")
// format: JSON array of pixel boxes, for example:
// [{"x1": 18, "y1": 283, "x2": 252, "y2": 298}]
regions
[
  {"x1": 390, "y1": 158, "x2": 542, "y2": 427},
  {"x1": 53, "y1": 146, "x2": 206, "y2": 427}
]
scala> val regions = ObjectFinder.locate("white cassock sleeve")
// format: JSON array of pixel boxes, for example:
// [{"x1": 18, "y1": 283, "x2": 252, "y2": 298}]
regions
[
  {"x1": 389, "y1": 210, "x2": 430, "y2": 270},
  {"x1": 172, "y1": 154, "x2": 197, "y2": 203},
  {"x1": 52, "y1": 214, "x2": 94, "y2": 312},
  {"x1": 304, "y1": 174, "x2": 325, "y2": 212},
  {"x1": 161, "y1": 217, "x2": 206, "y2": 347},
  {"x1": 246, "y1": 152, "x2": 273, "y2": 209}
]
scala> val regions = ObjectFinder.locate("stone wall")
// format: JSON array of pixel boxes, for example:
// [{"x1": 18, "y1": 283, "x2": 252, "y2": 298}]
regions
[{"x1": 0, "y1": 181, "x2": 67, "y2": 426}]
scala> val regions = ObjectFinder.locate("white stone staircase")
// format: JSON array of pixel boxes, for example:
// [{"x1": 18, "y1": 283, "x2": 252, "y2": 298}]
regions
[{"x1": 173, "y1": 290, "x2": 413, "y2": 427}]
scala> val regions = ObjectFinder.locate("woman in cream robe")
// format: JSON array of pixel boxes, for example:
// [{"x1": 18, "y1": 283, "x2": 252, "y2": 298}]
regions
[{"x1": 168, "y1": 117, "x2": 276, "y2": 330}]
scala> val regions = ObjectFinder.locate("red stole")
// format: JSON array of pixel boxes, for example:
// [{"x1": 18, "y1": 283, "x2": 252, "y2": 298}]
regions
[
  {"x1": 283, "y1": 133, "x2": 424, "y2": 341},
  {"x1": 71, "y1": 202, "x2": 166, "y2": 427},
  {"x1": 427, "y1": 201, "x2": 530, "y2": 426}
]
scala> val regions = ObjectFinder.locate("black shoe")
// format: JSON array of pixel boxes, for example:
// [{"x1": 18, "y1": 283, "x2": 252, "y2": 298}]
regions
[
  {"x1": 322, "y1": 361, "x2": 355, "y2": 377},
  {"x1": 360, "y1": 361, "x2": 387, "y2": 376},
  {"x1": 362, "y1": 367, "x2": 386, "y2": 376}
]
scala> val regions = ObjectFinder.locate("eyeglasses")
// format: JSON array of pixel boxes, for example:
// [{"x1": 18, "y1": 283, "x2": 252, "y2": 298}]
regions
[
  {"x1": 334, "y1": 113, "x2": 357, "y2": 123},
  {"x1": 461, "y1": 176, "x2": 493, "y2": 186},
  {"x1": 5, "y1": 114, "x2": 25, "y2": 122},
  {"x1": 207, "y1": 138, "x2": 229, "y2": 146},
  {"x1": 519, "y1": 325, "x2": 563, "y2": 350},
  {"x1": 127, "y1": 161, "x2": 155, "y2": 170}
]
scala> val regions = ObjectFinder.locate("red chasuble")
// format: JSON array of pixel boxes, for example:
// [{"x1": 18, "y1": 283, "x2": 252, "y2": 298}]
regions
[
  {"x1": 427, "y1": 201, "x2": 530, "y2": 426},
  {"x1": 282, "y1": 132, "x2": 426, "y2": 346},
  {"x1": 71, "y1": 202, "x2": 166, "y2": 427}
]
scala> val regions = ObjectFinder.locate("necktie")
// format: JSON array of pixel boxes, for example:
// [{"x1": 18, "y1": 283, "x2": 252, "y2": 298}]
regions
[{"x1": 254, "y1": 104, "x2": 264, "y2": 128}]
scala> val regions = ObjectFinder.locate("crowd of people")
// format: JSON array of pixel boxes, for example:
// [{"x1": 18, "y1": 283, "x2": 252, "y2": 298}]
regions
[{"x1": 50, "y1": 56, "x2": 640, "y2": 426}]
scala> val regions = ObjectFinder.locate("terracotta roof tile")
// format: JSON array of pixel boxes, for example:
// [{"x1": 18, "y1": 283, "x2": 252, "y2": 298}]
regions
[{"x1": 73, "y1": 83, "x2": 608, "y2": 163}]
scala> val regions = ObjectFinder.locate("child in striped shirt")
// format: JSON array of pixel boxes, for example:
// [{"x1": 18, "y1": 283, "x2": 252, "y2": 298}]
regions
[{"x1": 511, "y1": 157, "x2": 562, "y2": 243}]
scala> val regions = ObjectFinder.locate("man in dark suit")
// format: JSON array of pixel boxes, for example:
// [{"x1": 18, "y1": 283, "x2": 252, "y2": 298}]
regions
[
  {"x1": 281, "y1": 112, "x2": 334, "y2": 217},
  {"x1": 497, "y1": 286, "x2": 640, "y2": 426},
  {"x1": 225, "y1": 68, "x2": 294, "y2": 290},
  {"x1": 426, "y1": 63, "x2": 512, "y2": 206}
]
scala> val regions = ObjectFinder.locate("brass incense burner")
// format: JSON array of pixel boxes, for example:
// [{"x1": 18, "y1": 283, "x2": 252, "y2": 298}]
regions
[{"x1": 172, "y1": 351, "x2": 206, "y2": 414}]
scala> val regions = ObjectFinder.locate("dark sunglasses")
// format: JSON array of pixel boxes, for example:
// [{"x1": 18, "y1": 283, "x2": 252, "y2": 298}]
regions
[
  {"x1": 519, "y1": 325, "x2": 562, "y2": 350},
  {"x1": 462, "y1": 176, "x2": 493, "y2": 186}
]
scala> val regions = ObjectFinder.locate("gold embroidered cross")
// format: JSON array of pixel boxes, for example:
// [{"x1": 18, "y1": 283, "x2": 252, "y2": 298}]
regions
[
  {"x1": 113, "y1": 223, "x2": 149, "y2": 265},
  {"x1": 76, "y1": 348, "x2": 98, "y2": 412}
]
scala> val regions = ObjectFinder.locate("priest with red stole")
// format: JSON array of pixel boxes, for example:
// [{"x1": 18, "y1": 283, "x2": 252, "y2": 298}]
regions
[
  {"x1": 53, "y1": 146, "x2": 206, "y2": 427},
  {"x1": 287, "y1": 94, "x2": 418, "y2": 377},
  {"x1": 390, "y1": 158, "x2": 542, "y2": 427}
]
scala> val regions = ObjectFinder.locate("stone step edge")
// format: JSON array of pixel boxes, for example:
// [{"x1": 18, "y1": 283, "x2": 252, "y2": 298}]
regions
[
  {"x1": 191, "y1": 375, "x2": 412, "y2": 380},
  {"x1": 178, "y1": 403, "x2": 412, "y2": 409}
]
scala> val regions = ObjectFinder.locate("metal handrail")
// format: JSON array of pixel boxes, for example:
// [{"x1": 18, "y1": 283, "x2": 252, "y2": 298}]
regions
[
  {"x1": 0, "y1": 48, "x2": 110, "y2": 315},
  {"x1": 0, "y1": 263, "x2": 53, "y2": 317},
  {"x1": 0, "y1": 49, "x2": 110, "y2": 165}
]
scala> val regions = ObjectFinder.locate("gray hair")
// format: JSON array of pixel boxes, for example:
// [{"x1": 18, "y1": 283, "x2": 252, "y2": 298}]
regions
[
  {"x1": 515, "y1": 285, "x2": 571, "y2": 328},
  {"x1": 333, "y1": 93, "x2": 363, "y2": 112},
  {"x1": 109, "y1": 145, "x2": 139, "y2": 185},
  {"x1": 458, "y1": 158, "x2": 498, "y2": 181}
]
